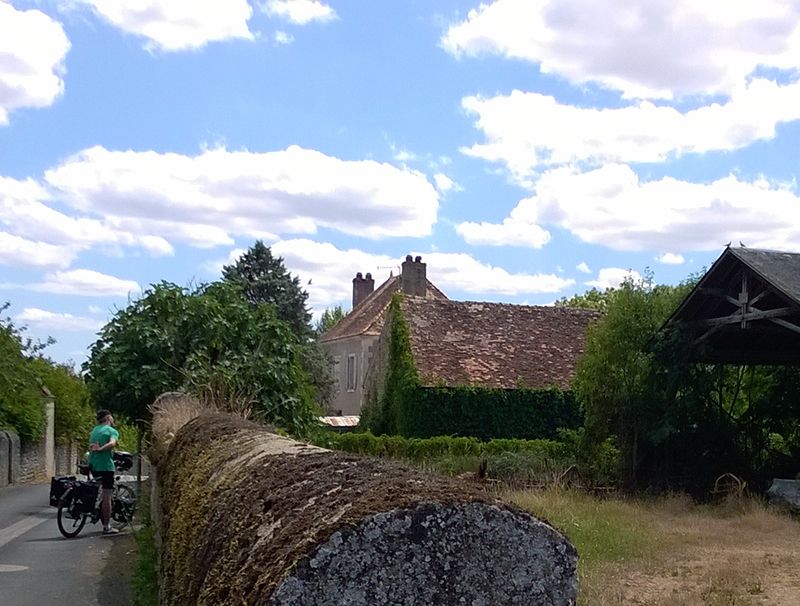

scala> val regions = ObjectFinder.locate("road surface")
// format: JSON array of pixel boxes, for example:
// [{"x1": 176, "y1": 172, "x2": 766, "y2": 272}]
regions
[{"x1": 0, "y1": 483, "x2": 134, "y2": 606}]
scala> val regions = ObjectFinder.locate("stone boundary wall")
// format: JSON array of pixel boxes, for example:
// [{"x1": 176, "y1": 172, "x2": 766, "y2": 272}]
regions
[
  {"x1": 152, "y1": 408, "x2": 579, "y2": 605},
  {"x1": 0, "y1": 431, "x2": 11, "y2": 487},
  {"x1": 55, "y1": 440, "x2": 81, "y2": 476},
  {"x1": 18, "y1": 437, "x2": 48, "y2": 484},
  {"x1": 2, "y1": 395, "x2": 98, "y2": 485}
]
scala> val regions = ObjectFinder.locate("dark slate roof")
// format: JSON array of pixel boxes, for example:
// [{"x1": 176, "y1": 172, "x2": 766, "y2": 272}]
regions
[
  {"x1": 728, "y1": 247, "x2": 800, "y2": 305},
  {"x1": 664, "y1": 246, "x2": 800, "y2": 365},
  {"x1": 321, "y1": 276, "x2": 447, "y2": 342},
  {"x1": 400, "y1": 298, "x2": 600, "y2": 390}
]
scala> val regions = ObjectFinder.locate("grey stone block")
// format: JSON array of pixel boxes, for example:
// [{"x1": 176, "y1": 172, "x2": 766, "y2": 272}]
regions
[
  {"x1": 270, "y1": 502, "x2": 578, "y2": 605},
  {"x1": 767, "y1": 478, "x2": 800, "y2": 511},
  {"x1": 7, "y1": 430, "x2": 20, "y2": 484}
]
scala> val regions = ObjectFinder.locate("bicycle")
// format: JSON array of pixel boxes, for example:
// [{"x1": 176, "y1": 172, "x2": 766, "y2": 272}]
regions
[{"x1": 52, "y1": 451, "x2": 138, "y2": 539}]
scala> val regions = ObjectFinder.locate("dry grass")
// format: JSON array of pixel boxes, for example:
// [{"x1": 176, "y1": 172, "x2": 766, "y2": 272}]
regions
[
  {"x1": 507, "y1": 488, "x2": 800, "y2": 605},
  {"x1": 149, "y1": 391, "x2": 212, "y2": 444}
]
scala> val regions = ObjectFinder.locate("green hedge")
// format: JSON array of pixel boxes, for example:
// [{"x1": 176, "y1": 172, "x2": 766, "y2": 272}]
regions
[
  {"x1": 398, "y1": 385, "x2": 581, "y2": 440},
  {"x1": 320, "y1": 430, "x2": 620, "y2": 486},
  {"x1": 324, "y1": 431, "x2": 565, "y2": 462}
]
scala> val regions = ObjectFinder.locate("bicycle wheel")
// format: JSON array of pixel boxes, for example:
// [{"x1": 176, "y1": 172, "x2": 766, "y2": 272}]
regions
[
  {"x1": 112, "y1": 484, "x2": 137, "y2": 528},
  {"x1": 57, "y1": 489, "x2": 88, "y2": 538}
]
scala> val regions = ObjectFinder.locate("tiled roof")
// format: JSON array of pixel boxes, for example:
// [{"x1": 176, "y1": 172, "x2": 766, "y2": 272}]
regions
[
  {"x1": 400, "y1": 299, "x2": 600, "y2": 390},
  {"x1": 321, "y1": 276, "x2": 447, "y2": 342}
]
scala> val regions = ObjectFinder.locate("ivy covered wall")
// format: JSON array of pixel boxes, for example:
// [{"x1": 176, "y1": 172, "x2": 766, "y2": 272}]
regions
[{"x1": 360, "y1": 295, "x2": 581, "y2": 440}]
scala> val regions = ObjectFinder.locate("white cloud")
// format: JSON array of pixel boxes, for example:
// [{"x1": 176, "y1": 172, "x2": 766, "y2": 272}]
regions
[
  {"x1": 16, "y1": 308, "x2": 103, "y2": 332},
  {"x1": 442, "y1": 0, "x2": 800, "y2": 99},
  {"x1": 658, "y1": 252, "x2": 685, "y2": 265},
  {"x1": 424, "y1": 252, "x2": 575, "y2": 296},
  {"x1": 462, "y1": 80, "x2": 800, "y2": 182},
  {"x1": 471, "y1": 163, "x2": 800, "y2": 253},
  {"x1": 74, "y1": 0, "x2": 254, "y2": 51},
  {"x1": 31, "y1": 269, "x2": 141, "y2": 297},
  {"x1": 0, "y1": 3, "x2": 70, "y2": 124},
  {"x1": 0, "y1": 232, "x2": 75, "y2": 268},
  {"x1": 202, "y1": 247, "x2": 249, "y2": 276},
  {"x1": 250, "y1": 239, "x2": 575, "y2": 314},
  {"x1": 433, "y1": 173, "x2": 461, "y2": 193},
  {"x1": 586, "y1": 267, "x2": 642, "y2": 290},
  {"x1": 269, "y1": 240, "x2": 394, "y2": 312},
  {"x1": 576, "y1": 262, "x2": 590, "y2": 274},
  {"x1": 274, "y1": 30, "x2": 294, "y2": 45},
  {"x1": 456, "y1": 216, "x2": 551, "y2": 248},
  {"x1": 44, "y1": 145, "x2": 440, "y2": 245},
  {"x1": 262, "y1": 0, "x2": 337, "y2": 25},
  {"x1": 1, "y1": 175, "x2": 174, "y2": 257}
]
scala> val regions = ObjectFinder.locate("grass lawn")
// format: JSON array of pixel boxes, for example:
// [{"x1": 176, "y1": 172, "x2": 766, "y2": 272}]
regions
[{"x1": 508, "y1": 488, "x2": 800, "y2": 605}]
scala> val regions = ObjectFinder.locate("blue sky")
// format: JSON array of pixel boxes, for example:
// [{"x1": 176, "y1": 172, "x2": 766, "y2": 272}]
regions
[{"x1": 2, "y1": 0, "x2": 800, "y2": 365}]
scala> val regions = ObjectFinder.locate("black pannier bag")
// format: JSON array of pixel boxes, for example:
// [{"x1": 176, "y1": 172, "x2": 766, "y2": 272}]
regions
[
  {"x1": 49, "y1": 476, "x2": 76, "y2": 507},
  {"x1": 77, "y1": 481, "x2": 100, "y2": 513}
]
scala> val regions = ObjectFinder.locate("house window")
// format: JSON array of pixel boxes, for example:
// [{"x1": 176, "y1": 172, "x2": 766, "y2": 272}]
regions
[{"x1": 346, "y1": 354, "x2": 357, "y2": 392}]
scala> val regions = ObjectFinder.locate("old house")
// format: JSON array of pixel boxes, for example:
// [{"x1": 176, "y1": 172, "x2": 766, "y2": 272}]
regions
[
  {"x1": 362, "y1": 296, "x2": 600, "y2": 439},
  {"x1": 320, "y1": 255, "x2": 447, "y2": 416}
]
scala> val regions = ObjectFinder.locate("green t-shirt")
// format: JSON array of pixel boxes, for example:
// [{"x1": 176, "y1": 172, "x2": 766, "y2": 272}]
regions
[{"x1": 88, "y1": 424, "x2": 120, "y2": 472}]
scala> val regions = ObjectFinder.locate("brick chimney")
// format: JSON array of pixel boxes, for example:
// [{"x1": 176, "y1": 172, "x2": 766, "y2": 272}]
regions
[
  {"x1": 352, "y1": 272, "x2": 375, "y2": 308},
  {"x1": 401, "y1": 255, "x2": 426, "y2": 297}
]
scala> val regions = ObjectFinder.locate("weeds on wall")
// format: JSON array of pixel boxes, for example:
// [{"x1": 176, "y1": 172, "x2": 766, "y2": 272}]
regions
[{"x1": 133, "y1": 483, "x2": 159, "y2": 606}]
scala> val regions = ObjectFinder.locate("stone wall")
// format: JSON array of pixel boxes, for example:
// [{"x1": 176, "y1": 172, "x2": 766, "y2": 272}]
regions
[
  {"x1": 18, "y1": 437, "x2": 48, "y2": 484},
  {"x1": 152, "y1": 408, "x2": 579, "y2": 605},
  {"x1": 55, "y1": 440, "x2": 82, "y2": 476},
  {"x1": 2, "y1": 395, "x2": 91, "y2": 484},
  {"x1": 0, "y1": 431, "x2": 11, "y2": 487}
]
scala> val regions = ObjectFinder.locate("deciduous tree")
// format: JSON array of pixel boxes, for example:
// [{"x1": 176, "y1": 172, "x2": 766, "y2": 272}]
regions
[{"x1": 83, "y1": 282, "x2": 320, "y2": 435}]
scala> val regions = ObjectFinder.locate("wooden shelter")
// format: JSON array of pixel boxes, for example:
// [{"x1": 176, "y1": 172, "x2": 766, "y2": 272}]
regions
[{"x1": 665, "y1": 247, "x2": 800, "y2": 364}]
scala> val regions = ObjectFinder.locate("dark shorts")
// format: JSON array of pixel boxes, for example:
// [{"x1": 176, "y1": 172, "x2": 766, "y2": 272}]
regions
[{"x1": 91, "y1": 469, "x2": 115, "y2": 489}]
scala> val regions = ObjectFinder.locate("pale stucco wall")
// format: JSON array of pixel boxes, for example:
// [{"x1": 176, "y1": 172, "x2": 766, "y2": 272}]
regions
[{"x1": 322, "y1": 335, "x2": 378, "y2": 417}]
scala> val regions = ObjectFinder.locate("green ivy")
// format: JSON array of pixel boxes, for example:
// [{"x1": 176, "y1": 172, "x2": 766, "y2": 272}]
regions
[
  {"x1": 360, "y1": 294, "x2": 581, "y2": 440},
  {"x1": 399, "y1": 385, "x2": 581, "y2": 440}
]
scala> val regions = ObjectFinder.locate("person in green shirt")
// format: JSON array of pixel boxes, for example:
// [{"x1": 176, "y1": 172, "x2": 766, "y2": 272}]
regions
[{"x1": 89, "y1": 409, "x2": 120, "y2": 535}]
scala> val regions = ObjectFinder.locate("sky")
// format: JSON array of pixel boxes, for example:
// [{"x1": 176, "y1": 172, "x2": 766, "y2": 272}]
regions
[{"x1": 2, "y1": 0, "x2": 800, "y2": 366}]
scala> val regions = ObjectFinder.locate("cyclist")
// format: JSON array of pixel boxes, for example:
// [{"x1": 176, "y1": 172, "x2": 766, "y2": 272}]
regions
[{"x1": 88, "y1": 409, "x2": 120, "y2": 535}]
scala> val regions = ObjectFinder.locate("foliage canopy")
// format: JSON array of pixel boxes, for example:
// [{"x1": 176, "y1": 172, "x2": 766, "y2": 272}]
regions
[
  {"x1": 222, "y1": 241, "x2": 311, "y2": 338},
  {"x1": 0, "y1": 303, "x2": 47, "y2": 440},
  {"x1": 573, "y1": 273, "x2": 800, "y2": 492},
  {"x1": 222, "y1": 241, "x2": 336, "y2": 410},
  {"x1": 83, "y1": 281, "x2": 320, "y2": 435}
]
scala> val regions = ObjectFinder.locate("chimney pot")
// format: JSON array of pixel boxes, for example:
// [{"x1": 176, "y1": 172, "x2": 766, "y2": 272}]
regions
[
  {"x1": 401, "y1": 254, "x2": 427, "y2": 298},
  {"x1": 352, "y1": 271, "x2": 375, "y2": 308}
]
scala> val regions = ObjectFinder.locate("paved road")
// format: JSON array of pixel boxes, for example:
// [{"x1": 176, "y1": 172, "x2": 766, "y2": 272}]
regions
[{"x1": 0, "y1": 483, "x2": 134, "y2": 606}]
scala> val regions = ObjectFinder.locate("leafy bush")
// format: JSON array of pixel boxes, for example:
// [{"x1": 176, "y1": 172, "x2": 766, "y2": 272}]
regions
[
  {"x1": 84, "y1": 281, "x2": 320, "y2": 436},
  {"x1": 28, "y1": 358, "x2": 93, "y2": 441},
  {"x1": 0, "y1": 303, "x2": 47, "y2": 440}
]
